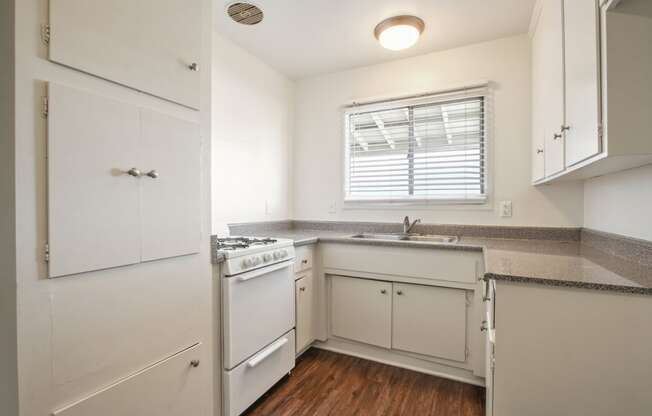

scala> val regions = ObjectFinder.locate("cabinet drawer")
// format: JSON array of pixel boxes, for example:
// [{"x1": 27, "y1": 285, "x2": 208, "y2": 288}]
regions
[
  {"x1": 223, "y1": 330, "x2": 295, "y2": 416},
  {"x1": 294, "y1": 245, "x2": 314, "y2": 273},
  {"x1": 53, "y1": 343, "x2": 204, "y2": 416}
]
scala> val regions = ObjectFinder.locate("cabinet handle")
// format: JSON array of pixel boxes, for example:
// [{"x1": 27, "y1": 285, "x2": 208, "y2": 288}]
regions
[
  {"x1": 145, "y1": 169, "x2": 159, "y2": 179},
  {"x1": 481, "y1": 321, "x2": 488, "y2": 332},
  {"x1": 396, "y1": 290, "x2": 403, "y2": 296},
  {"x1": 126, "y1": 167, "x2": 141, "y2": 177},
  {"x1": 380, "y1": 289, "x2": 387, "y2": 294},
  {"x1": 299, "y1": 287, "x2": 306, "y2": 292},
  {"x1": 561, "y1": 125, "x2": 571, "y2": 132},
  {"x1": 301, "y1": 259, "x2": 308, "y2": 264},
  {"x1": 536, "y1": 149, "x2": 543, "y2": 154},
  {"x1": 188, "y1": 62, "x2": 199, "y2": 72},
  {"x1": 553, "y1": 133, "x2": 562, "y2": 140},
  {"x1": 190, "y1": 360, "x2": 200, "y2": 368}
]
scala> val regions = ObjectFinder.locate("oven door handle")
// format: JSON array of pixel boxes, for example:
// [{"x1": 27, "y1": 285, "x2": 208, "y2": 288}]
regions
[
  {"x1": 236, "y1": 260, "x2": 293, "y2": 282},
  {"x1": 247, "y1": 337, "x2": 289, "y2": 368}
]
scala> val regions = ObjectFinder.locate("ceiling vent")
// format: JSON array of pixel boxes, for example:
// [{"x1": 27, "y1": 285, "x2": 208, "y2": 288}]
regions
[{"x1": 227, "y1": 3, "x2": 264, "y2": 25}]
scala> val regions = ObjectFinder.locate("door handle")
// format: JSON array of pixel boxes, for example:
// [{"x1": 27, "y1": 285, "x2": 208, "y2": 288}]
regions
[
  {"x1": 145, "y1": 169, "x2": 159, "y2": 179},
  {"x1": 126, "y1": 167, "x2": 141, "y2": 177},
  {"x1": 553, "y1": 133, "x2": 562, "y2": 140},
  {"x1": 247, "y1": 337, "x2": 288, "y2": 368}
]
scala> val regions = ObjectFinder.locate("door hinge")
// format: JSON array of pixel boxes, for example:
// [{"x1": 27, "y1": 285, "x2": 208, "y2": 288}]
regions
[
  {"x1": 465, "y1": 346, "x2": 470, "y2": 360},
  {"x1": 42, "y1": 96, "x2": 49, "y2": 118},
  {"x1": 490, "y1": 354, "x2": 496, "y2": 371},
  {"x1": 41, "y1": 24, "x2": 51, "y2": 45},
  {"x1": 598, "y1": 123, "x2": 604, "y2": 140},
  {"x1": 44, "y1": 243, "x2": 50, "y2": 262}
]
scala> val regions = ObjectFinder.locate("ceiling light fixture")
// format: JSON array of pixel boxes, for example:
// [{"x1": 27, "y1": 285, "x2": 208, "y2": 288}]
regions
[{"x1": 374, "y1": 15, "x2": 425, "y2": 51}]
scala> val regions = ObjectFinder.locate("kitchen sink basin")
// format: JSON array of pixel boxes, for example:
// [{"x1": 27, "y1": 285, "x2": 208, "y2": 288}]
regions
[{"x1": 351, "y1": 233, "x2": 459, "y2": 244}]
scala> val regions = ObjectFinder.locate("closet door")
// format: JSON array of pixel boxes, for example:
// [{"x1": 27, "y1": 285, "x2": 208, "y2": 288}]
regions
[
  {"x1": 49, "y1": 0, "x2": 202, "y2": 108},
  {"x1": 47, "y1": 83, "x2": 141, "y2": 278},
  {"x1": 139, "y1": 110, "x2": 201, "y2": 262}
]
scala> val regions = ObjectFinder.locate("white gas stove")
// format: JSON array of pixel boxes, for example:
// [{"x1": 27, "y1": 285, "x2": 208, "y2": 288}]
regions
[{"x1": 215, "y1": 236, "x2": 296, "y2": 276}]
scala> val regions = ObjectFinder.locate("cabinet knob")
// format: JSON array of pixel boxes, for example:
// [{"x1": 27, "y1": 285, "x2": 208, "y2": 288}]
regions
[
  {"x1": 190, "y1": 360, "x2": 200, "y2": 368},
  {"x1": 380, "y1": 289, "x2": 387, "y2": 294},
  {"x1": 145, "y1": 169, "x2": 159, "y2": 179},
  {"x1": 188, "y1": 62, "x2": 199, "y2": 72},
  {"x1": 536, "y1": 149, "x2": 544, "y2": 154},
  {"x1": 561, "y1": 125, "x2": 571, "y2": 132},
  {"x1": 481, "y1": 321, "x2": 488, "y2": 332},
  {"x1": 299, "y1": 287, "x2": 306, "y2": 292},
  {"x1": 301, "y1": 259, "x2": 308, "y2": 264},
  {"x1": 396, "y1": 290, "x2": 403, "y2": 296},
  {"x1": 553, "y1": 133, "x2": 562, "y2": 140},
  {"x1": 126, "y1": 167, "x2": 141, "y2": 177}
]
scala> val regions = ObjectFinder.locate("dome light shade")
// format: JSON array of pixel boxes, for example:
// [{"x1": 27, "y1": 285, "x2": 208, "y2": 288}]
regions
[{"x1": 374, "y1": 16, "x2": 425, "y2": 51}]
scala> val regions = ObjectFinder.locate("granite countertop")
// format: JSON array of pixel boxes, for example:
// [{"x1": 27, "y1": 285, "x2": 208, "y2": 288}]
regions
[{"x1": 214, "y1": 229, "x2": 652, "y2": 296}]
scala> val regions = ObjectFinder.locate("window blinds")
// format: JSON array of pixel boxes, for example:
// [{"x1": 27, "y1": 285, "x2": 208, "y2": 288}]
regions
[{"x1": 344, "y1": 87, "x2": 488, "y2": 203}]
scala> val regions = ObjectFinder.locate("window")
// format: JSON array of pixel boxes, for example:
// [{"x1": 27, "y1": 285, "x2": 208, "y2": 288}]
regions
[{"x1": 344, "y1": 87, "x2": 488, "y2": 203}]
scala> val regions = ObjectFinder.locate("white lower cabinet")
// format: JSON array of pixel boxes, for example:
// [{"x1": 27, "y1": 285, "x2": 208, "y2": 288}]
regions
[
  {"x1": 52, "y1": 343, "x2": 204, "y2": 416},
  {"x1": 295, "y1": 273, "x2": 315, "y2": 353},
  {"x1": 392, "y1": 283, "x2": 467, "y2": 362},
  {"x1": 330, "y1": 276, "x2": 392, "y2": 348}
]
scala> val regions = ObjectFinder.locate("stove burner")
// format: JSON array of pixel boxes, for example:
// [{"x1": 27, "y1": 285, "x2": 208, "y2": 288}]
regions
[{"x1": 215, "y1": 237, "x2": 278, "y2": 251}]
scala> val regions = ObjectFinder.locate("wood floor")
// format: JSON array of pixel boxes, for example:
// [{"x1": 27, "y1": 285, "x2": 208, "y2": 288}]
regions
[{"x1": 243, "y1": 348, "x2": 485, "y2": 416}]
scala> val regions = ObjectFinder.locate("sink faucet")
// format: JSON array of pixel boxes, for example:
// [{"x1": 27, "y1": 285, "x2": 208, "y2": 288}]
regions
[{"x1": 402, "y1": 216, "x2": 421, "y2": 234}]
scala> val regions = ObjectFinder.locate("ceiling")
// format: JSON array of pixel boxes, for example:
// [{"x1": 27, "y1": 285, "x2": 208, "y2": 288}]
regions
[{"x1": 214, "y1": 0, "x2": 537, "y2": 80}]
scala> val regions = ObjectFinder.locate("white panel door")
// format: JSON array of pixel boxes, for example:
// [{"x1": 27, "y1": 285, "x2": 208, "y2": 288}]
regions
[
  {"x1": 330, "y1": 276, "x2": 392, "y2": 348},
  {"x1": 539, "y1": 0, "x2": 566, "y2": 176},
  {"x1": 47, "y1": 83, "x2": 141, "y2": 278},
  {"x1": 296, "y1": 274, "x2": 314, "y2": 353},
  {"x1": 53, "y1": 343, "x2": 205, "y2": 416},
  {"x1": 49, "y1": 0, "x2": 202, "y2": 108},
  {"x1": 563, "y1": 0, "x2": 601, "y2": 166},
  {"x1": 392, "y1": 283, "x2": 467, "y2": 362},
  {"x1": 139, "y1": 109, "x2": 200, "y2": 262}
]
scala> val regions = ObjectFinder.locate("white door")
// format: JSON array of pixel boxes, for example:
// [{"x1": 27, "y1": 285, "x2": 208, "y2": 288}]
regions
[
  {"x1": 47, "y1": 83, "x2": 141, "y2": 278},
  {"x1": 139, "y1": 109, "x2": 201, "y2": 262},
  {"x1": 49, "y1": 0, "x2": 202, "y2": 108},
  {"x1": 223, "y1": 261, "x2": 295, "y2": 369},
  {"x1": 295, "y1": 273, "x2": 314, "y2": 353},
  {"x1": 53, "y1": 343, "x2": 205, "y2": 416},
  {"x1": 392, "y1": 283, "x2": 467, "y2": 362},
  {"x1": 563, "y1": 0, "x2": 601, "y2": 166},
  {"x1": 330, "y1": 276, "x2": 391, "y2": 348},
  {"x1": 537, "y1": 0, "x2": 566, "y2": 176}
]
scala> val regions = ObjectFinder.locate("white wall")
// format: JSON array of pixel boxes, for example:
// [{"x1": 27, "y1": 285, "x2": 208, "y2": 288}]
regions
[
  {"x1": 1, "y1": 1, "x2": 18, "y2": 415},
  {"x1": 212, "y1": 34, "x2": 294, "y2": 235},
  {"x1": 293, "y1": 35, "x2": 584, "y2": 227},
  {"x1": 584, "y1": 165, "x2": 652, "y2": 241},
  {"x1": 14, "y1": 1, "x2": 214, "y2": 416}
]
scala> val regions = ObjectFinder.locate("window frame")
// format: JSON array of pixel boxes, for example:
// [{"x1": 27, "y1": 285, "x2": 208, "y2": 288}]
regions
[{"x1": 342, "y1": 87, "x2": 491, "y2": 206}]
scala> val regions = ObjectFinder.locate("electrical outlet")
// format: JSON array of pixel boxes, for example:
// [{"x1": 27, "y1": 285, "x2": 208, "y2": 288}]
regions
[
  {"x1": 500, "y1": 200, "x2": 513, "y2": 218},
  {"x1": 328, "y1": 202, "x2": 337, "y2": 214}
]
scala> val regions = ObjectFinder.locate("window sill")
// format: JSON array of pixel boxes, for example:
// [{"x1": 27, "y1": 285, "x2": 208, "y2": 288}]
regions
[{"x1": 342, "y1": 198, "x2": 491, "y2": 211}]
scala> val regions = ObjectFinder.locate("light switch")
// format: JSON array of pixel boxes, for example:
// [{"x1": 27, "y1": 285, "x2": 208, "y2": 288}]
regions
[{"x1": 500, "y1": 200, "x2": 513, "y2": 218}]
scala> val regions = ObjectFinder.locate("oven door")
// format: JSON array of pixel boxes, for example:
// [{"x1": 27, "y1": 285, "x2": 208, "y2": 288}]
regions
[{"x1": 223, "y1": 260, "x2": 295, "y2": 370}]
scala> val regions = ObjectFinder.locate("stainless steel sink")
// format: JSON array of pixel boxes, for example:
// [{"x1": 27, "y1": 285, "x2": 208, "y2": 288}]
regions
[{"x1": 351, "y1": 233, "x2": 459, "y2": 244}]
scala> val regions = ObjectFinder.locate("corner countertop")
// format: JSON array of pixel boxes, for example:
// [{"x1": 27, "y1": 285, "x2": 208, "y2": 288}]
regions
[{"x1": 217, "y1": 229, "x2": 652, "y2": 296}]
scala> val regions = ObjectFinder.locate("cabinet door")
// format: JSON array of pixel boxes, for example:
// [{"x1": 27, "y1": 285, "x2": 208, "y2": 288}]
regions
[
  {"x1": 53, "y1": 343, "x2": 205, "y2": 416},
  {"x1": 533, "y1": 0, "x2": 565, "y2": 177},
  {"x1": 49, "y1": 0, "x2": 202, "y2": 108},
  {"x1": 392, "y1": 283, "x2": 467, "y2": 362},
  {"x1": 140, "y1": 109, "x2": 201, "y2": 262},
  {"x1": 330, "y1": 276, "x2": 391, "y2": 348},
  {"x1": 531, "y1": 19, "x2": 547, "y2": 182},
  {"x1": 47, "y1": 83, "x2": 141, "y2": 278},
  {"x1": 563, "y1": 0, "x2": 601, "y2": 166},
  {"x1": 296, "y1": 274, "x2": 314, "y2": 353}
]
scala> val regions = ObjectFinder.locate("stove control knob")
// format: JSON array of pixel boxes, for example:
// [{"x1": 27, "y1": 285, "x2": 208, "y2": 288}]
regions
[
  {"x1": 273, "y1": 250, "x2": 282, "y2": 260},
  {"x1": 242, "y1": 258, "x2": 253, "y2": 268},
  {"x1": 262, "y1": 253, "x2": 273, "y2": 262},
  {"x1": 279, "y1": 249, "x2": 288, "y2": 258},
  {"x1": 252, "y1": 256, "x2": 262, "y2": 266}
]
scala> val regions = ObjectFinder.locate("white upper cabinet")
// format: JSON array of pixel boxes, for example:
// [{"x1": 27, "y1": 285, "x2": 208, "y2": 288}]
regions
[
  {"x1": 47, "y1": 84, "x2": 201, "y2": 278},
  {"x1": 49, "y1": 0, "x2": 202, "y2": 109},
  {"x1": 530, "y1": 0, "x2": 652, "y2": 183},
  {"x1": 563, "y1": 0, "x2": 601, "y2": 166}
]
